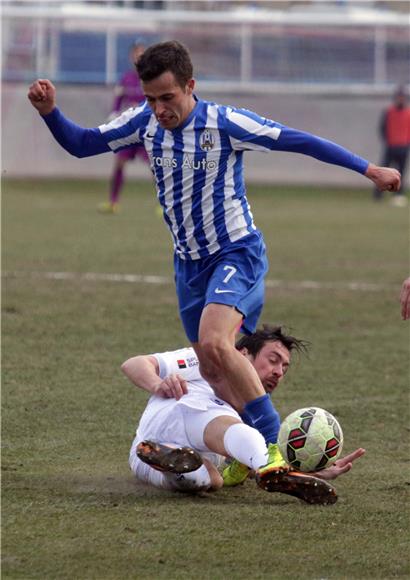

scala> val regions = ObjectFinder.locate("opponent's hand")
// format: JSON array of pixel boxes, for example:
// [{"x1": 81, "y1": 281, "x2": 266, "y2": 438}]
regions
[
  {"x1": 365, "y1": 163, "x2": 401, "y2": 192},
  {"x1": 314, "y1": 448, "x2": 366, "y2": 480},
  {"x1": 153, "y1": 373, "x2": 188, "y2": 400},
  {"x1": 400, "y1": 278, "x2": 410, "y2": 320},
  {"x1": 28, "y1": 79, "x2": 56, "y2": 116}
]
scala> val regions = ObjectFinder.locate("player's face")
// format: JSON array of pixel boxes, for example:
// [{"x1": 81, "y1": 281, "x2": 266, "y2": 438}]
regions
[
  {"x1": 142, "y1": 71, "x2": 196, "y2": 130},
  {"x1": 245, "y1": 341, "x2": 291, "y2": 394}
]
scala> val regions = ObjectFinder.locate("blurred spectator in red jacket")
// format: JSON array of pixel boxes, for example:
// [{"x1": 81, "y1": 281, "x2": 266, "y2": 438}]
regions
[{"x1": 374, "y1": 86, "x2": 410, "y2": 206}]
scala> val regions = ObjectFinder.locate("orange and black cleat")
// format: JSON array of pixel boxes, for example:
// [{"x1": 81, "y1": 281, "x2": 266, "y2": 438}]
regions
[
  {"x1": 136, "y1": 440, "x2": 203, "y2": 474},
  {"x1": 256, "y1": 465, "x2": 337, "y2": 505}
]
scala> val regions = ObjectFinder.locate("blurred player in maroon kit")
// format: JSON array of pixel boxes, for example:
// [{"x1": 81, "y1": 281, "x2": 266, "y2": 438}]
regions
[
  {"x1": 99, "y1": 43, "x2": 149, "y2": 213},
  {"x1": 374, "y1": 86, "x2": 410, "y2": 206}
]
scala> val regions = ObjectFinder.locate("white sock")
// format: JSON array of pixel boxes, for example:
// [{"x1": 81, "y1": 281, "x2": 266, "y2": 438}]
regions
[
  {"x1": 165, "y1": 464, "x2": 212, "y2": 492},
  {"x1": 131, "y1": 455, "x2": 211, "y2": 491},
  {"x1": 223, "y1": 423, "x2": 268, "y2": 470}
]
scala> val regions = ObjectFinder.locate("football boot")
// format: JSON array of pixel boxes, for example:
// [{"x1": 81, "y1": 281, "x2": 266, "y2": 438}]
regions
[
  {"x1": 136, "y1": 440, "x2": 203, "y2": 474},
  {"x1": 222, "y1": 460, "x2": 250, "y2": 487},
  {"x1": 223, "y1": 442, "x2": 286, "y2": 487},
  {"x1": 256, "y1": 464, "x2": 337, "y2": 505}
]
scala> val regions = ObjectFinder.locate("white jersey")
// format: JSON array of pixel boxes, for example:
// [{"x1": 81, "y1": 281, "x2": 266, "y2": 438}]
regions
[{"x1": 134, "y1": 347, "x2": 239, "y2": 451}]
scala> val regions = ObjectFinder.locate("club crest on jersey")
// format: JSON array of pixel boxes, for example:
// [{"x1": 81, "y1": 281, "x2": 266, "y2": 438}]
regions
[
  {"x1": 213, "y1": 398, "x2": 225, "y2": 406},
  {"x1": 199, "y1": 129, "x2": 215, "y2": 151}
]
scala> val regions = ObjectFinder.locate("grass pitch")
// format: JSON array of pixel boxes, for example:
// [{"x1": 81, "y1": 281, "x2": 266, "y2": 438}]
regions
[{"x1": 2, "y1": 178, "x2": 410, "y2": 579}]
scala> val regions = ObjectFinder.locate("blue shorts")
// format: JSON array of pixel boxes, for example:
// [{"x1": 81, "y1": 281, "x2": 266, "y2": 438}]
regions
[{"x1": 174, "y1": 231, "x2": 268, "y2": 342}]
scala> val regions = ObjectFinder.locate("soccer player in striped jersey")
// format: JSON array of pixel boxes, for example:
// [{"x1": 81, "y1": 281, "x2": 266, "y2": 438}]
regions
[{"x1": 27, "y1": 41, "x2": 400, "y2": 473}]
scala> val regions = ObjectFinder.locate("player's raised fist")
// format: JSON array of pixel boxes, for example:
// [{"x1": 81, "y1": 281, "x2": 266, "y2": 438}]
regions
[
  {"x1": 28, "y1": 79, "x2": 56, "y2": 116},
  {"x1": 365, "y1": 163, "x2": 401, "y2": 192}
]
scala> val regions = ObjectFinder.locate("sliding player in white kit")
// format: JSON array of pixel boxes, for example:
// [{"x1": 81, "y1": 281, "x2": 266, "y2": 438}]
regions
[{"x1": 123, "y1": 326, "x2": 365, "y2": 504}]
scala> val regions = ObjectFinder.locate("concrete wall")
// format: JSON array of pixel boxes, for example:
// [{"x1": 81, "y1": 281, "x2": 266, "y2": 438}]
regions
[{"x1": 3, "y1": 82, "x2": 405, "y2": 188}]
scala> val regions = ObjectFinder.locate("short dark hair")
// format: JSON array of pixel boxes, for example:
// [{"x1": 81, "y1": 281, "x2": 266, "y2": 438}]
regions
[
  {"x1": 136, "y1": 40, "x2": 193, "y2": 88},
  {"x1": 235, "y1": 324, "x2": 308, "y2": 357}
]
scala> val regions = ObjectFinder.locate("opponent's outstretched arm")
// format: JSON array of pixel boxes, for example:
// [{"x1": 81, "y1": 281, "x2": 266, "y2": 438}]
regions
[{"x1": 313, "y1": 448, "x2": 366, "y2": 480}]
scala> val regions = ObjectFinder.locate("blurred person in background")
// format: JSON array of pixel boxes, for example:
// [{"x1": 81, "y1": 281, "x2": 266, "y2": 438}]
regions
[
  {"x1": 374, "y1": 85, "x2": 410, "y2": 206},
  {"x1": 400, "y1": 277, "x2": 410, "y2": 320},
  {"x1": 98, "y1": 42, "x2": 149, "y2": 214},
  {"x1": 27, "y1": 40, "x2": 400, "y2": 479}
]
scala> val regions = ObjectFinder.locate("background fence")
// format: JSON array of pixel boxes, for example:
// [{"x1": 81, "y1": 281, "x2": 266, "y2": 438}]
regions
[
  {"x1": 2, "y1": 1, "x2": 409, "y2": 185},
  {"x1": 2, "y1": 1, "x2": 409, "y2": 92}
]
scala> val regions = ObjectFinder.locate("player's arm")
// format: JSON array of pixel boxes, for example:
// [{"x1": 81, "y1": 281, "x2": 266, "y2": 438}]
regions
[
  {"x1": 28, "y1": 78, "x2": 56, "y2": 115},
  {"x1": 225, "y1": 109, "x2": 401, "y2": 192},
  {"x1": 28, "y1": 78, "x2": 112, "y2": 158},
  {"x1": 312, "y1": 448, "x2": 366, "y2": 480},
  {"x1": 271, "y1": 127, "x2": 400, "y2": 192},
  {"x1": 121, "y1": 354, "x2": 188, "y2": 400}
]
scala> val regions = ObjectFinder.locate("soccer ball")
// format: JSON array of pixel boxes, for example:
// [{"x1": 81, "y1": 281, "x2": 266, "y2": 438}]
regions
[{"x1": 277, "y1": 407, "x2": 343, "y2": 472}]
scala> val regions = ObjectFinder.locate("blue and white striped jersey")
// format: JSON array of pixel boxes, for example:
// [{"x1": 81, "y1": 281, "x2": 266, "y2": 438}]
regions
[
  {"x1": 43, "y1": 97, "x2": 369, "y2": 260},
  {"x1": 99, "y1": 98, "x2": 271, "y2": 259}
]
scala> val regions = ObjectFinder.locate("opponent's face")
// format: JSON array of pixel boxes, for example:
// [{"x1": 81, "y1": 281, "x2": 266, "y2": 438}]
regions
[
  {"x1": 242, "y1": 341, "x2": 291, "y2": 394},
  {"x1": 142, "y1": 71, "x2": 195, "y2": 130}
]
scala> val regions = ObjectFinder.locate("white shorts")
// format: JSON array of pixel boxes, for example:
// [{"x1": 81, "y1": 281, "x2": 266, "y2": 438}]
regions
[{"x1": 129, "y1": 393, "x2": 240, "y2": 486}]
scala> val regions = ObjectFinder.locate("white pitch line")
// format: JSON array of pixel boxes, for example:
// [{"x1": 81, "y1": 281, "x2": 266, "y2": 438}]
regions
[{"x1": 3, "y1": 270, "x2": 398, "y2": 292}]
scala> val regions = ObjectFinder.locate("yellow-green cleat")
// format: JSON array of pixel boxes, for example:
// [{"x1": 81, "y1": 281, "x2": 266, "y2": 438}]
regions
[
  {"x1": 222, "y1": 460, "x2": 250, "y2": 487},
  {"x1": 266, "y1": 442, "x2": 287, "y2": 468},
  {"x1": 222, "y1": 443, "x2": 286, "y2": 487}
]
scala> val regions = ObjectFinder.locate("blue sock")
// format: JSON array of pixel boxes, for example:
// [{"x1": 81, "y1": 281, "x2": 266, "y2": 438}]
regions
[{"x1": 241, "y1": 394, "x2": 281, "y2": 445}]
